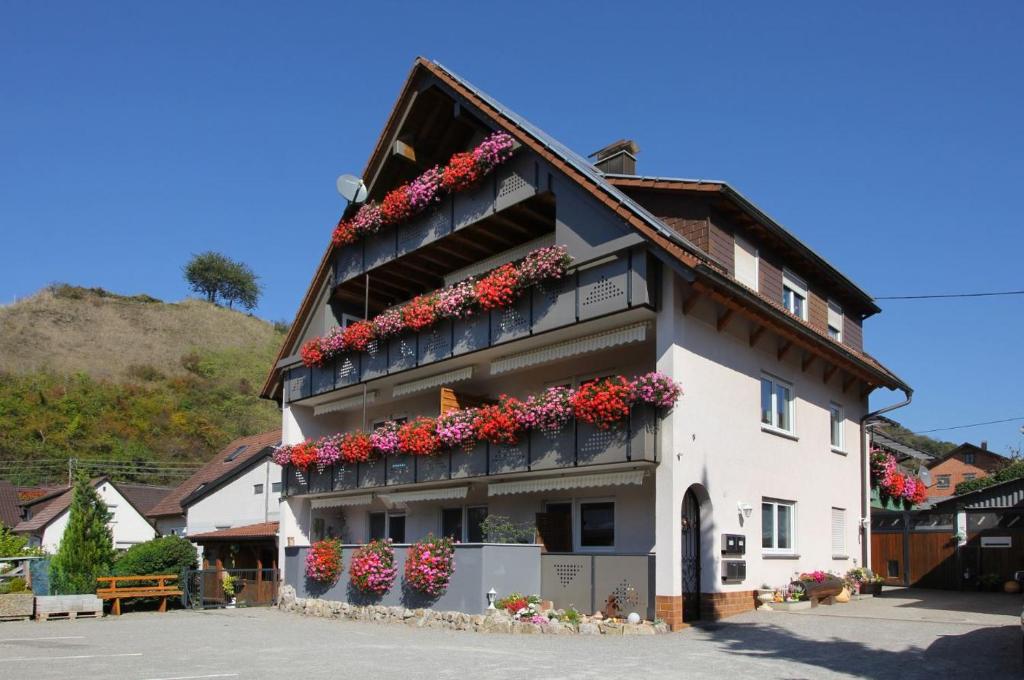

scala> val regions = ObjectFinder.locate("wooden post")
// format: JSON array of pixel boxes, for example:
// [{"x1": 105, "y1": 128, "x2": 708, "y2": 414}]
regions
[{"x1": 112, "y1": 576, "x2": 120, "y2": 616}]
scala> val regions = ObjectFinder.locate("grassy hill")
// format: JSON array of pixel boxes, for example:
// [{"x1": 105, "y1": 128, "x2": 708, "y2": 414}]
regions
[{"x1": 0, "y1": 285, "x2": 287, "y2": 486}]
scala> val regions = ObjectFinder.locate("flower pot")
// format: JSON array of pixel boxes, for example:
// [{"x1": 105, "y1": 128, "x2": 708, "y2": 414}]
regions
[{"x1": 756, "y1": 590, "x2": 774, "y2": 611}]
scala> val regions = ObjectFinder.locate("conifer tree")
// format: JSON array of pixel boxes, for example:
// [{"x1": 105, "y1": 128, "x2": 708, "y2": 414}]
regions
[{"x1": 49, "y1": 473, "x2": 116, "y2": 594}]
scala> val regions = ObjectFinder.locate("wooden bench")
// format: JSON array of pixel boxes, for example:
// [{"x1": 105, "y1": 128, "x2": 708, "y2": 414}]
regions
[{"x1": 96, "y1": 575, "x2": 181, "y2": 615}]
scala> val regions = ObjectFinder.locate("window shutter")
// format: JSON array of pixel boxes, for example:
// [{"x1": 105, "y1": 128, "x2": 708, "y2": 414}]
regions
[
  {"x1": 734, "y1": 236, "x2": 759, "y2": 290},
  {"x1": 828, "y1": 301, "x2": 843, "y2": 333},
  {"x1": 831, "y1": 508, "x2": 846, "y2": 556}
]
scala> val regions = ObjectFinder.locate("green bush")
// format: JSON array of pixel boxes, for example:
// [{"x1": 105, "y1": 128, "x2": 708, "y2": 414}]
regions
[
  {"x1": 0, "y1": 577, "x2": 29, "y2": 594},
  {"x1": 480, "y1": 515, "x2": 535, "y2": 544},
  {"x1": 113, "y1": 536, "x2": 198, "y2": 577},
  {"x1": 955, "y1": 459, "x2": 1024, "y2": 495}
]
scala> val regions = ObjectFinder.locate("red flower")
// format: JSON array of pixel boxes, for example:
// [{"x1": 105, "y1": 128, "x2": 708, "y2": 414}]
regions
[
  {"x1": 339, "y1": 431, "x2": 374, "y2": 463},
  {"x1": 473, "y1": 400, "x2": 523, "y2": 445},
  {"x1": 380, "y1": 185, "x2": 413, "y2": 224},
  {"x1": 475, "y1": 264, "x2": 518, "y2": 311},
  {"x1": 300, "y1": 338, "x2": 325, "y2": 368},
  {"x1": 440, "y1": 152, "x2": 481, "y2": 192},
  {"x1": 397, "y1": 417, "x2": 441, "y2": 456},
  {"x1": 305, "y1": 539, "x2": 343, "y2": 584},
  {"x1": 289, "y1": 441, "x2": 318, "y2": 470},
  {"x1": 571, "y1": 377, "x2": 632, "y2": 430},
  {"x1": 401, "y1": 295, "x2": 440, "y2": 332},
  {"x1": 332, "y1": 219, "x2": 356, "y2": 246},
  {"x1": 341, "y1": 321, "x2": 375, "y2": 352}
]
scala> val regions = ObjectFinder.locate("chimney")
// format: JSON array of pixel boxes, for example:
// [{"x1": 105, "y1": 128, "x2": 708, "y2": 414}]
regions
[
  {"x1": 980, "y1": 441, "x2": 988, "y2": 451},
  {"x1": 590, "y1": 139, "x2": 639, "y2": 175}
]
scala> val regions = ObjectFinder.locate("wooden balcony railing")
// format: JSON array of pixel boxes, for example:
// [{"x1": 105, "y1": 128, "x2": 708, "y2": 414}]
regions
[{"x1": 282, "y1": 406, "x2": 658, "y2": 497}]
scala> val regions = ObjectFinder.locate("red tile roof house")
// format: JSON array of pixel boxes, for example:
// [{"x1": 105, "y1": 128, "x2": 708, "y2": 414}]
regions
[
  {"x1": 13, "y1": 477, "x2": 170, "y2": 552},
  {"x1": 260, "y1": 58, "x2": 910, "y2": 628},
  {"x1": 147, "y1": 430, "x2": 282, "y2": 570},
  {"x1": 924, "y1": 442, "x2": 1007, "y2": 500}
]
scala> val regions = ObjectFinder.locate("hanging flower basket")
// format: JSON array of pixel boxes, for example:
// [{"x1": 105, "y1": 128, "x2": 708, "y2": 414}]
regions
[
  {"x1": 350, "y1": 540, "x2": 397, "y2": 595},
  {"x1": 305, "y1": 539, "x2": 343, "y2": 585},
  {"x1": 404, "y1": 535, "x2": 455, "y2": 597}
]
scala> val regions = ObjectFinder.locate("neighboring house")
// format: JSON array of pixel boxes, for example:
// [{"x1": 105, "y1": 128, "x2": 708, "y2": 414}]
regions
[
  {"x1": 14, "y1": 477, "x2": 168, "y2": 551},
  {"x1": 925, "y1": 442, "x2": 1007, "y2": 500},
  {"x1": 146, "y1": 430, "x2": 282, "y2": 568},
  {"x1": 260, "y1": 58, "x2": 909, "y2": 627},
  {"x1": 0, "y1": 481, "x2": 21, "y2": 530}
]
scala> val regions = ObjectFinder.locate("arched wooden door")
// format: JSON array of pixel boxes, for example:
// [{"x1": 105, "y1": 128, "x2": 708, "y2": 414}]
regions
[{"x1": 681, "y1": 488, "x2": 701, "y2": 621}]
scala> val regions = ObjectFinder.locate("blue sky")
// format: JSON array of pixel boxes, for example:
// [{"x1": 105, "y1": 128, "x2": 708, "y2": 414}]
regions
[{"x1": 1, "y1": 2, "x2": 1021, "y2": 453}]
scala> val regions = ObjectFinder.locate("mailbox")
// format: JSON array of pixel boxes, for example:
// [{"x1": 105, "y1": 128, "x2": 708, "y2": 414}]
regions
[
  {"x1": 722, "y1": 560, "x2": 746, "y2": 583},
  {"x1": 722, "y1": 534, "x2": 746, "y2": 555}
]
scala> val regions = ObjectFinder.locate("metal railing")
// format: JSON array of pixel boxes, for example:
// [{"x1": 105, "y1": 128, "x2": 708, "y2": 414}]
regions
[{"x1": 182, "y1": 568, "x2": 279, "y2": 609}]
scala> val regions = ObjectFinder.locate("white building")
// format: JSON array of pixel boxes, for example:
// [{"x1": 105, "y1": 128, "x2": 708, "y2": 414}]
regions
[
  {"x1": 15, "y1": 477, "x2": 167, "y2": 551},
  {"x1": 260, "y1": 58, "x2": 910, "y2": 627}
]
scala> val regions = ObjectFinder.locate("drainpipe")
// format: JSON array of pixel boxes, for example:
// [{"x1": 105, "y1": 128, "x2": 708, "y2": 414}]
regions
[{"x1": 859, "y1": 386, "x2": 913, "y2": 568}]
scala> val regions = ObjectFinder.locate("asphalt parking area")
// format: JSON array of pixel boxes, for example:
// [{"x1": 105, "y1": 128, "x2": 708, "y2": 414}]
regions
[{"x1": 0, "y1": 591, "x2": 1019, "y2": 680}]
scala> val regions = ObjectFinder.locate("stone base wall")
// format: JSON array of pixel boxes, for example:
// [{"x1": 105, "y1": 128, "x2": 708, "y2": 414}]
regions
[
  {"x1": 701, "y1": 590, "x2": 757, "y2": 620},
  {"x1": 277, "y1": 585, "x2": 669, "y2": 636}
]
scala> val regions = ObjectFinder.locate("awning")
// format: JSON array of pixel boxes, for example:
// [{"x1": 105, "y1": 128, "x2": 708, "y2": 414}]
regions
[
  {"x1": 313, "y1": 391, "x2": 377, "y2": 416},
  {"x1": 378, "y1": 487, "x2": 469, "y2": 504},
  {"x1": 490, "y1": 322, "x2": 649, "y2": 375},
  {"x1": 311, "y1": 494, "x2": 374, "y2": 509},
  {"x1": 488, "y1": 470, "x2": 646, "y2": 496}
]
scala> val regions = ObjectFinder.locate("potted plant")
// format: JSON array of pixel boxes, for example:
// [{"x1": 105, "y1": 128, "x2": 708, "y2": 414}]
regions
[
  {"x1": 756, "y1": 583, "x2": 774, "y2": 610},
  {"x1": 846, "y1": 567, "x2": 884, "y2": 596},
  {"x1": 222, "y1": 574, "x2": 236, "y2": 607},
  {"x1": 978, "y1": 573, "x2": 1002, "y2": 592}
]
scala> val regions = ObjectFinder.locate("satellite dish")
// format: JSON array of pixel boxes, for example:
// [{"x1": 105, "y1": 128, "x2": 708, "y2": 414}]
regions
[{"x1": 336, "y1": 174, "x2": 368, "y2": 204}]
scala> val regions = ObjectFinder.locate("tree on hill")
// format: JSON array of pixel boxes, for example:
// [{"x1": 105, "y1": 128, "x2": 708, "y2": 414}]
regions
[
  {"x1": 49, "y1": 473, "x2": 116, "y2": 594},
  {"x1": 183, "y1": 252, "x2": 262, "y2": 310}
]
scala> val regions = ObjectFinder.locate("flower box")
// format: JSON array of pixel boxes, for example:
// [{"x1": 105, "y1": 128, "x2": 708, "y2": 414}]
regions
[
  {"x1": 451, "y1": 442, "x2": 488, "y2": 479},
  {"x1": 416, "y1": 453, "x2": 451, "y2": 483},
  {"x1": 797, "y1": 577, "x2": 845, "y2": 606},
  {"x1": 858, "y1": 582, "x2": 882, "y2": 597}
]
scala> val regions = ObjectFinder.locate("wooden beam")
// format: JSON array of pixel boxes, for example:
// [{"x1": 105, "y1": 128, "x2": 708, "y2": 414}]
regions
[
  {"x1": 842, "y1": 373, "x2": 856, "y2": 394},
  {"x1": 802, "y1": 353, "x2": 815, "y2": 373},
  {"x1": 682, "y1": 291, "x2": 700, "y2": 316},
  {"x1": 716, "y1": 307, "x2": 734, "y2": 333},
  {"x1": 777, "y1": 340, "x2": 792, "y2": 362},
  {"x1": 749, "y1": 324, "x2": 765, "y2": 347},
  {"x1": 823, "y1": 363, "x2": 838, "y2": 384},
  {"x1": 392, "y1": 139, "x2": 417, "y2": 164}
]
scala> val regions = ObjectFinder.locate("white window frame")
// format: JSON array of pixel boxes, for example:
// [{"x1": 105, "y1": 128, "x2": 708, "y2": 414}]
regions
[
  {"x1": 733, "y1": 234, "x2": 759, "y2": 291},
  {"x1": 782, "y1": 269, "x2": 808, "y2": 321},
  {"x1": 762, "y1": 498, "x2": 796, "y2": 555},
  {"x1": 829, "y1": 401, "x2": 845, "y2": 453},
  {"x1": 439, "y1": 505, "x2": 489, "y2": 543},
  {"x1": 761, "y1": 373, "x2": 796, "y2": 436},
  {"x1": 253, "y1": 483, "x2": 264, "y2": 495},
  {"x1": 935, "y1": 475, "x2": 951, "y2": 489},
  {"x1": 341, "y1": 313, "x2": 363, "y2": 329},
  {"x1": 574, "y1": 498, "x2": 616, "y2": 553},
  {"x1": 831, "y1": 507, "x2": 847, "y2": 558},
  {"x1": 827, "y1": 300, "x2": 843, "y2": 342}
]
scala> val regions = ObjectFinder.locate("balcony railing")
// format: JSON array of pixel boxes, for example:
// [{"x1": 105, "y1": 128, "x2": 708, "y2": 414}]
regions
[
  {"x1": 284, "y1": 248, "x2": 652, "y2": 404},
  {"x1": 282, "y1": 406, "x2": 658, "y2": 497}
]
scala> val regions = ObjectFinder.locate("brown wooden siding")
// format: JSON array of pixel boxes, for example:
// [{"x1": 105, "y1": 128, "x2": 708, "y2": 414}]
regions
[
  {"x1": 808, "y1": 289, "x2": 828, "y2": 333},
  {"x1": 708, "y1": 218, "x2": 733, "y2": 273},
  {"x1": 615, "y1": 188, "x2": 710, "y2": 253},
  {"x1": 759, "y1": 252, "x2": 783, "y2": 305},
  {"x1": 844, "y1": 314, "x2": 863, "y2": 352}
]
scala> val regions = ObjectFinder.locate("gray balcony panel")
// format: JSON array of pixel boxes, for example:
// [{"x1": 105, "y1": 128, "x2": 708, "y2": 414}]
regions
[
  {"x1": 388, "y1": 333, "x2": 418, "y2": 373},
  {"x1": 364, "y1": 227, "x2": 397, "y2": 270},
  {"x1": 397, "y1": 201, "x2": 452, "y2": 256},
  {"x1": 494, "y1": 156, "x2": 537, "y2": 212},
  {"x1": 311, "y1": 362, "x2": 335, "y2": 395},
  {"x1": 629, "y1": 405, "x2": 659, "y2": 463},
  {"x1": 452, "y1": 314, "x2": 489, "y2": 355},
  {"x1": 530, "y1": 275, "x2": 577, "y2": 333},
  {"x1": 335, "y1": 243, "x2": 364, "y2": 284},
  {"x1": 453, "y1": 176, "x2": 494, "y2": 230},
  {"x1": 335, "y1": 354, "x2": 361, "y2": 387},
  {"x1": 286, "y1": 466, "x2": 309, "y2": 497},
  {"x1": 358, "y1": 457, "x2": 386, "y2": 488},
  {"x1": 334, "y1": 463, "x2": 358, "y2": 491},
  {"x1": 576, "y1": 421, "x2": 629, "y2": 466},
  {"x1": 417, "y1": 321, "x2": 453, "y2": 365},
  {"x1": 578, "y1": 256, "x2": 630, "y2": 320},
  {"x1": 629, "y1": 250, "x2": 649, "y2": 307},
  {"x1": 308, "y1": 466, "x2": 333, "y2": 494},
  {"x1": 416, "y1": 453, "x2": 451, "y2": 483},
  {"x1": 528, "y1": 425, "x2": 576, "y2": 470},
  {"x1": 362, "y1": 339, "x2": 388, "y2": 380},
  {"x1": 489, "y1": 440, "x2": 529, "y2": 474},
  {"x1": 286, "y1": 366, "x2": 311, "y2": 403},
  {"x1": 490, "y1": 295, "x2": 531, "y2": 345},
  {"x1": 451, "y1": 443, "x2": 488, "y2": 479},
  {"x1": 386, "y1": 455, "x2": 414, "y2": 486}
]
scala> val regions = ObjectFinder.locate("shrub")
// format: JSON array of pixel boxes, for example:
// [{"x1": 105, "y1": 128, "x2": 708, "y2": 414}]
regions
[
  {"x1": 479, "y1": 515, "x2": 535, "y2": 544},
  {"x1": 112, "y1": 535, "x2": 198, "y2": 577},
  {"x1": 0, "y1": 577, "x2": 29, "y2": 594}
]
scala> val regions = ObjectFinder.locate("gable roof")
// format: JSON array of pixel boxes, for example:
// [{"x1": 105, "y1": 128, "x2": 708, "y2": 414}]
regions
[
  {"x1": 260, "y1": 57, "x2": 908, "y2": 401},
  {"x1": 930, "y1": 475, "x2": 1024, "y2": 511},
  {"x1": 117, "y1": 484, "x2": 172, "y2": 516},
  {"x1": 13, "y1": 477, "x2": 105, "y2": 535},
  {"x1": 870, "y1": 432, "x2": 936, "y2": 465},
  {"x1": 929, "y1": 442, "x2": 1007, "y2": 468},
  {"x1": 190, "y1": 521, "x2": 279, "y2": 541},
  {"x1": 146, "y1": 429, "x2": 282, "y2": 519},
  {"x1": 0, "y1": 481, "x2": 21, "y2": 529}
]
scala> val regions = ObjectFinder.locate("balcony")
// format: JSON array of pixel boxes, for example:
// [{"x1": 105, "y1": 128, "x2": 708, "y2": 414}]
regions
[
  {"x1": 282, "y1": 406, "x2": 659, "y2": 498},
  {"x1": 283, "y1": 248, "x2": 653, "y2": 404}
]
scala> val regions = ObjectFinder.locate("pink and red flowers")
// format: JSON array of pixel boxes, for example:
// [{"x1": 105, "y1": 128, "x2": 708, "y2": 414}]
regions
[
  {"x1": 349, "y1": 540, "x2": 397, "y2": 595},
  {"x1": 473, "y1": 400, "x2": 523, "y2": 445},
  {"x1": 339, "y1": 431, "x2": 374, "y2": 464},
  {"x1": 871, "y1": 449, "x2": 928, "y2": 507},
  {"x1": 571, "y1": 376, "x2": 633, "y2": 430},
  {"x1": 380, "y1": 184, "x2": 414, "y2": 224},
  {"x1": 401, "y1": 294, "x2": 440, "y2": 332},
  {"x1": 440, "y1": 152, "x2": 480, "y2": 192},
  {"x1": 289, "y1": 441, "x2": 318, "y2": 470},
  {"x1": 404, "y1": 535, "x2": 455, "y2": 597},
  {"x1": 475, "y1": 263, "x2": 518, "y2": 311},
  {"x1": 305, "y1": 539, "x2": 343, "y2": 584},
  {"x1": 435, "y1": 408, "x2": 478, "y2": 450},
  {"x1": 341, "y1": 321, "x2": 375, "y2": 352},
  {"x1": 397, "y1": 417, "x2": 441, "y2": 457},
  {"x1": 629, "y1": 372, "x2": 684, "y2": 409}
]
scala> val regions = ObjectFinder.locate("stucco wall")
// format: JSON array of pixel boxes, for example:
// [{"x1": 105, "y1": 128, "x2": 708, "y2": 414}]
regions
[
  {"x1": 40, "y1": 481, "x2": 158, "y2": 552},
  {"x1": 186, "y1": 459, "x2": 282, "y2": 535}
]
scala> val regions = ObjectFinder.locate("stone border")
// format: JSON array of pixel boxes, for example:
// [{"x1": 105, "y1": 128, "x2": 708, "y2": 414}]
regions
[{"x1": 278, "y1": 586, "x2": 669, "y2": 635}]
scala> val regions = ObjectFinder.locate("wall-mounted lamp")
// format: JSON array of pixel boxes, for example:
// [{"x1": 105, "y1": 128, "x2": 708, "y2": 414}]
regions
[
  {"x1": 737, "y1": 502, "x2": 753, "y2": 519},
  {"x1": 487, "y1": 588, "x2": 497, "y2": 610}
]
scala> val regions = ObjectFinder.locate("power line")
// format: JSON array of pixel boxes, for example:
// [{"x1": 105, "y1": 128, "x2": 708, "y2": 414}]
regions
[
  {"x1": 911, "y1": 416, "x2": 1024, "y2": 435},
  {"x1": 876, "y1": 289, "x2": 1024, "y2": 301}
]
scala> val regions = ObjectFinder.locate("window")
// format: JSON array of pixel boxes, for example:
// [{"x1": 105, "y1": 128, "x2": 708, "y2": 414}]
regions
[
  {"x1": 578, "y1": 501, "x2": 615, "y2": 549},
  {"x1": 387, "y1": 514, "x2": 406, "y2": 543},
  {"x1": 829, "y1": 402, "x2": 844, "y2": 451},
  {"x1": 963, "y1": 452, "x2": 975, "y2": 465},
  {"x1": 762, "y1": 499, "x2": 795, "y2": 554},
  {"x1": 368, "y1": 512, "x2": 386, "y2": 541},
  {"x1": 312, "y1": 517, "x2": 325, "y2": 541},
  {"x1": 442, "y1": 506, "x2": 489, "y2": 542},
  {"x1": 936, "y1": 475, "x2": 951, "y2": 489},
  {"x1": 734, "y1": 235, "x2": 759, "y2": 291},
  {"x1": 467, "y1": 506, "x2": 488, "y2": 543},
  {"x1": 271, "y1": 481, "x2": 282, "y2": 493},
  {"x1": 253, "y1": 483, "x2": 264, "y2": 495},
  {"x1": 827, "y1": 300, "x2": 844, "y2": 341},
  {"x1": 441, "y1": 508, "x2": 463, "y2": 541},
  {"x1": 224, "y1": 445, "x2": 248, "y2": 462},
  {"x1": 761, "y1": 374, "x2": 795, "y2": 434},
  {"x1": 831, "y1": 508, "x2": 847, "y2": 557},
  {"x1": 887, "y1": 560, "x2": 899, "y2": 578},
  {"x1": 782, "y1": 270, "x2": 808, "y2": 320},
  {"x1": 963, "y1": 473, "x2": 977, "y2": 481}
]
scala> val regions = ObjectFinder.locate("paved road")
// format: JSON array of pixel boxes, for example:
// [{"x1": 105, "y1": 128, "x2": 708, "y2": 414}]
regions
[{"x1": 0, "y1": 590, "x2": 1019, "y2": 679}]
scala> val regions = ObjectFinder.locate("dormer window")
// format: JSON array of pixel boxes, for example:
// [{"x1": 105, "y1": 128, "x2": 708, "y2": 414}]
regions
[
  {"x1": 782, "y1": 270, "x2": 808, "y2": 321},
  {"x1": 827, "y1": 300, "x2": 844, "y2": 341},
  {"x1": 733, "y1": 235, "x2": 759, "y2": 291}
]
